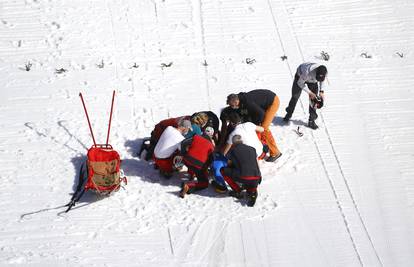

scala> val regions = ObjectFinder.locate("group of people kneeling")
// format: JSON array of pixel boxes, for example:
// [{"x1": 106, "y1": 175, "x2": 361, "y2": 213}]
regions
[{"x1": 139, "y1": 62, "x2": 328, "y2": 207}]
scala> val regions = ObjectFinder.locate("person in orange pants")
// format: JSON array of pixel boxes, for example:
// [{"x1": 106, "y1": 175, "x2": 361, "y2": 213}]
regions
[{"x1": 226, "y1": 89, "x2": 282, "y2": 162}]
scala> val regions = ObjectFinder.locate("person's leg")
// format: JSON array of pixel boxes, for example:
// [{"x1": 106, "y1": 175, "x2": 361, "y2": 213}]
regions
[
  {"x1": 263, "y1": 129, "x2": 280, "y2": 157},
  {"x1": 307, "y1": 83, "x2": 319, "y2": 128},
  {"x1": 154, "y1": 157, "x2": 174, "y2": 177},
  {"x1": 221, "y1": 168, "x2": 241, "y2": 192},
  {"x1": 186, "y1": 168, "x2": 209, "y2": 192},
  {"x1": 285, "y1": 74, "x2": 302, "y2": 119},
  {"x1": 146, "y1": 124, "x2": 165, "y2": 160},
  {"x1": 262, "y1": 96, "x2": 281, "y2": 157},
  {"x1": 180, "y1": 167, "x2": 209, "y2": 197},
  {"x1": 262, "y1": 95, "x2": 279, "y2": 128},
  {"x1": 245, "y1": 187, "x2": 258, "y2": 207},
  {"x1": 239, "y1": 178, "x2": 260, "y2": 206}
]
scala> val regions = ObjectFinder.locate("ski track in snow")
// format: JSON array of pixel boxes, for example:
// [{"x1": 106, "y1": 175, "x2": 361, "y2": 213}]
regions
[{"x1": 0, "y1": 0, "x2": 413, "y2": 266}]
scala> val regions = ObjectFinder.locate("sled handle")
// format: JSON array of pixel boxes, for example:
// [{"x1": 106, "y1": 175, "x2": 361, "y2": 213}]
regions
[
  {"x1": 79, "y1": 92, "x2": 97, "y2": 146},
  {"x1": 106, "y1": 90, "x2": 115, "y2": 146}
]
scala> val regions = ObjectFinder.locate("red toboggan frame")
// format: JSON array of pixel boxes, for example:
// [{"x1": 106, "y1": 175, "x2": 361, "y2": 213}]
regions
[{"x1": 65, "y1": 90, "x2": 126, "y2": 212}]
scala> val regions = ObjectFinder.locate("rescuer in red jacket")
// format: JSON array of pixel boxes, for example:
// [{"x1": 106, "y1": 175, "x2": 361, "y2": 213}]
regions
[{"x1": 179, "y1": 134, "x2": 215, "y2": 198}]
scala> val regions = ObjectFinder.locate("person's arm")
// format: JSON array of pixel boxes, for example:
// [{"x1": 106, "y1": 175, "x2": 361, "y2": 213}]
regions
[
  {"x1": 218, "y1": 119, "x2": 228, "y2": 148},
  {"x1": 223, "y1": 143, "x2": 232, "y2": 156},
  {"x1": 297, "y1": 75, "x2": 317, "y2": 99},
  {"x1": 201, "y1": 152, "x2": 214, "y2": 173},
  {"x1": 319, "y1": 81, "x2": 325, "y2": 99},
  {"x1": 226, "y1": 150, "x2": 234, "y2": 167},
  {"x1": 180, "y1": 137, "x2": 192, "y2": 154}
]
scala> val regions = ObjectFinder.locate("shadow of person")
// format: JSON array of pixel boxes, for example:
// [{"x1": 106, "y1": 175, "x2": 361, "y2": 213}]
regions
[
  {"x1": 121, "y1": 158, "x2": 184, "y2": 188},
  {"x1": 272, "y1": 115, "x2": 286, "y2": 126},
  {"x1": 272, "y1": 116, "x2": 307, "y2": 127},
  {"x1": 122, "y1": 139, "x2": 230, "y2": 199},
  {"x1": 167, "y1": 185, "x2": 231, "y2": 199},
  {"x1": 288, "y1": 119, "x2": 307, "y2": 126},
  {"x1": 125, "y1": 138, "x2": 150, "y2": 158}
]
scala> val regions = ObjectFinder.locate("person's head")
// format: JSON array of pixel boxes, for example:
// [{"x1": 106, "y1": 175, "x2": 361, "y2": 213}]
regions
[
  {"x1": 191, "y1": 112, "x2": 208, "y2": 127},
  {"x1": 226, "y1": 93, "x2": 240, "y2": 109},
  {"x1": 228, "y1": 112, "x2": 242, "y2": 127},
  {"x1": 204, "y1": 126, "x2": 214, "y2": 138},
  {"x1": 232, "y1": 134, "x2": 243, "y2": 145},
  {"x1": 177, "y1": 119, "x2": 192, "y2": 136},
  {"x1": 315, "y1": 65, "x2": 327, "y2": 82}
]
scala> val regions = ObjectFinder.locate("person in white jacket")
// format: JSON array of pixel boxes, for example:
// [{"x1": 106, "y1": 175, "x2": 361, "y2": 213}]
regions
[
  {"x1": 154, "y1": 119, "x2": 192, "y2": 177},
  {"x1": 283, "y1": 62, "x2": 327, "y2": 129},
  {"x1": 222, "y1": 112, "x2": 266, "y2": 159}
]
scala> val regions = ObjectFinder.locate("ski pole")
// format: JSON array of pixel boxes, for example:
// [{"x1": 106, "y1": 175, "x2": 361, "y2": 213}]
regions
[
  {"x1": 106, "y1": 90, "x2": 115, "y2": 146},
  {"x1": 79, "y1": 93, "x2": 97, "y2": 146}
]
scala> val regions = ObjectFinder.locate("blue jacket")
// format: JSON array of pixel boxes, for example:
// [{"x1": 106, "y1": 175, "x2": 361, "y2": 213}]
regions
[
  {"x1": 185, "y1": 124, "x2": 202, "y2": 138},
  {"x1": 211, "y1": 153, "x2": 228, "y2": 186}
]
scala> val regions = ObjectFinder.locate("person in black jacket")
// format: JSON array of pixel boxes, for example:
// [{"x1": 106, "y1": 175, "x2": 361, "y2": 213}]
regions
[
  {"x1": 225, "y1": 89, "x2": 282, "y2": 162},
  {"x1": 221, "y1": 135, "x2": 262, "y2": 207}
]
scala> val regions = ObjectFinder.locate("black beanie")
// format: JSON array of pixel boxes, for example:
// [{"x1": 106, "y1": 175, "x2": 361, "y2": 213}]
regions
[{"x1": 316, "y1": 65, "x2": 327, "y2": 81}]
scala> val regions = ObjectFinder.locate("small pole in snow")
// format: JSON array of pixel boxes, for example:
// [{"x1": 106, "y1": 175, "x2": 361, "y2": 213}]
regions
[{"x1": 167, "y1": 227, "x2": 174, "y2": 255}]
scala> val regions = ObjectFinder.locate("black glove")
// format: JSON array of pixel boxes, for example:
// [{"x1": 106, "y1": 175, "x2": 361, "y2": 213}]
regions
[{"x1": 312, "y1": 96, "x2": 324, "y2": 109}]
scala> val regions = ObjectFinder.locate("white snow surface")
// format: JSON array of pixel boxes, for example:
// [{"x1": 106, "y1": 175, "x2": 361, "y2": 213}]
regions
[{"x1": 1, "y1": 0, "x2": 414, "y2": 266}]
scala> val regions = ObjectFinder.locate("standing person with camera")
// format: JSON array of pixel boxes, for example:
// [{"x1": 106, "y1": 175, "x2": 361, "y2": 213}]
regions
[{"x1": 283, "y1": 63, "x2": 327, "y2": 129}]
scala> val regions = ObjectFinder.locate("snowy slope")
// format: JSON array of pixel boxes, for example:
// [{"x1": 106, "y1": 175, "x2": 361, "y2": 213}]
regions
[{"x1": 1, "y1": 0, "x2": 413, "y2": 266}]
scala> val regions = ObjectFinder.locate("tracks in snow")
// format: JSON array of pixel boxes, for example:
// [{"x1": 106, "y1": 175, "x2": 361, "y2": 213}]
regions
[{"x1": 266, "y1": 0, "x2": 383, "y2": 265}]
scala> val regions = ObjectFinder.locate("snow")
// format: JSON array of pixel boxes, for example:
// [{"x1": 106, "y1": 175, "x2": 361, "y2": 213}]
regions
[{"x1": 1, "y1": 0, "x2": 414, "y2": 266}]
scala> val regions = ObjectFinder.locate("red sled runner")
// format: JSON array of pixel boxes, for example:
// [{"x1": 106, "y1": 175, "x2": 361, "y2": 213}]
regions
[{"x1": 65, "y1": 90, "x2": 127, "y2": 212}]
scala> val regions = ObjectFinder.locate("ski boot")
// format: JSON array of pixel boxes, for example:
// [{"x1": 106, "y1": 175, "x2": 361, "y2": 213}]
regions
[{"x1": 246, "y1": 191, "x2": 258, "y2": 207}]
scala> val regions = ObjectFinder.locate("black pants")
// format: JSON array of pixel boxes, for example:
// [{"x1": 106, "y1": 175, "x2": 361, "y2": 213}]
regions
[
  {"x1": 185, "y1": 165, "x2": 209, "y2": 193},
  {"x1": 285, "y1": 74, "x2": 319, "y2": 122}
]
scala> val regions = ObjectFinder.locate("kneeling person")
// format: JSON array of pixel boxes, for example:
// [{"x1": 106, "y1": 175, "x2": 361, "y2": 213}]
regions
[
  {"x1": 221, "y1": 135, "x2": 262, "y2": 207},
  {"x1": 154, "y1": 119, "x2": 192, "y2": 178},
  {"x1": 179, "y1": 133, "x2": 215, "y2": 198}
]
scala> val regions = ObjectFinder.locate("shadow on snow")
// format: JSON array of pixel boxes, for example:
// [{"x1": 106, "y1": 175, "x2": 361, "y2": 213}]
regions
[{"x1": 123, "y1": 138, "x2": 228, "y2": 199}]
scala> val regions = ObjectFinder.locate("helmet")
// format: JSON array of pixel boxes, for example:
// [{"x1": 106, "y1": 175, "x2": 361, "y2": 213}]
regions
[{"x1": 204, "y1": 126, "x2": 214, "y2": 137}]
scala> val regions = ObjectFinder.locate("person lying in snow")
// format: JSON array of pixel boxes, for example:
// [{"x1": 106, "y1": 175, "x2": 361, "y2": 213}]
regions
[
  {"x1": 225, "y1": 89, "x2": 282, "y2": 162},
  {"x1": 283, "y1": 62, "x2": 327, "y2": 129},
  {"x1": 191, "y1": 111, "x2": 219, "y2": 143},
  {"x1": 187, "y1": 112, "x2": 208, "y2": 138},
  {"x1": 153, "y1": 119, "x2": 192, "y2": 178},
  {"x1": 221, "y1": 134, "x2": 262, "y2": 207},
  {"x1": 179, "y1": 132, "x2": 215, "y2": 198}
]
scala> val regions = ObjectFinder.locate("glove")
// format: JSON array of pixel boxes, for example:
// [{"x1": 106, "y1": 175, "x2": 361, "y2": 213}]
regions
[
  {"x1": 173, "y1": 155, "x2": 184, "y2": 170},
  {"x1": 312, "y1": 96, "x2": 324, "y2": 109}
]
